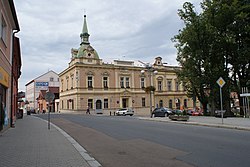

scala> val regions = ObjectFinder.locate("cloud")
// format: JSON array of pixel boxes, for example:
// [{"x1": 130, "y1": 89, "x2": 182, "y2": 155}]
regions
[{"x1": 15, "y1": 0, "x2": 201, "y2": 91}]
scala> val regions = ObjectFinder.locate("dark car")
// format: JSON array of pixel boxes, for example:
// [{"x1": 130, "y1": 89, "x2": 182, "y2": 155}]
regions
[{"x1": 152, "y1": 107, "x2": 173, "y2": 117}]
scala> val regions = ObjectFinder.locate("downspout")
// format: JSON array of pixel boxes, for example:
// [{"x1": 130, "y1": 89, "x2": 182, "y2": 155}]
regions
[{"x1": 10, "y1": 29, "x2": 20, "y2": 128}]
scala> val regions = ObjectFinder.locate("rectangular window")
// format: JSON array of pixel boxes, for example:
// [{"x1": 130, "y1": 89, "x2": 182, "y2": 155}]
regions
[
  {"x1": 158, "y1": 80, "x2": 162, "y2": 91},
  {"x1": 88, "y1": 76, "x2": 93, "y2": 88},
  {"x1": 104, "y1": 99, "x2": 108, "y2": 109},
  {"x1": 126, "y1": 77, "x2": 130, "y2": 88},
  {"x1": 176, "y1": 81, "x2": 179, "y2": 91},
  {"x1": 50, "y1": 77, "x2": 54, "y2": 82},
  {"x1": 71, "y1": 76, "x2": 74, "y2": 89},
  {"x1": 66, "y1": 79, "x2": 69, "y2": 90},
  {"x1": 103, "y1": 77, "x2": 108, "y2": 88},
  {"x1": 142, "y1": 98, "x2": 146, "y2": 107},
  {"x1": 88, "y1": 99, "x2": 93, "y2": 109},
  {"x1": 1, "y1": 15, "x2": 7, "y2": 44},
  {"x1": 120, "y1": 77, "x2": 124, "y2": 88},
  {"x1": 167, "y1": 80, "x2": 172, "y2": 91},
  {"x1": 61, "y1": 82, "x2": 64, "y2": 92},
  {"x1": 141, "y1": 78, "x2": 145, "y2": 88}
]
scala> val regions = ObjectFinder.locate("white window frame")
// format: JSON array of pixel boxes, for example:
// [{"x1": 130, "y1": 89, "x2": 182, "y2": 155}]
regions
[
  {"x1": 141, "y1": 78, "x2": 145, "y2": 88},
  {"x1": 0, "y1": 15, "x2": 7, "y2": 44},
  {"x1": 125, "y1": 77, "x2": 130, "y2": 88}
]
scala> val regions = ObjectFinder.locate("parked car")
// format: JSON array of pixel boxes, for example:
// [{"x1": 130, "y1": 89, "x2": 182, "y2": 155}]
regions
[
  {"x1": 152, "y1": 107, "x2": 173, "y2": 117},
  {"x1": 115, "y1": 108, "x2": 134, "y2": 116},
  {"x1": 192, "y1": 111, "x2": 203, "y2": 116},
  {"x1": 187, "y1": 109, "x2": 194, "y2": 116}
]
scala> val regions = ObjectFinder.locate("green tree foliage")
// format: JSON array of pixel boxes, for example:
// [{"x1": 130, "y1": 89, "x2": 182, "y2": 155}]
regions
[{"x1": 172, "y1": 0, "x2": 250, "y2": 115}]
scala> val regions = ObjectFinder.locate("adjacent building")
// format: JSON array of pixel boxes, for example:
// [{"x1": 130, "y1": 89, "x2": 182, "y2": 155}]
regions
[
  {"x1": 0, "y1": 0, "x2": 21, "y2": 131},
  {"x1": 37, "y1": 86, "x2": 59, "y2": 113},
  {"x1": 59, "y1": 15, "x2": 196, "y2": 115},
  {"x1": 25, "y1": 70, "x2": 59, "y2": 112}
]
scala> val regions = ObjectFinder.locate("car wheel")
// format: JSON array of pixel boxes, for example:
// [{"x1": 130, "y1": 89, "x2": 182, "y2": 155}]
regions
[{"x1": 130, "y1": 114, "x2": 133, "y2": 116}]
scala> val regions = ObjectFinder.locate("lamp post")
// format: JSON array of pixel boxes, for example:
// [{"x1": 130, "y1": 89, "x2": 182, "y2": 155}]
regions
[{"x1": 141, "y1": 64, "x2": 158, "y2": 117}]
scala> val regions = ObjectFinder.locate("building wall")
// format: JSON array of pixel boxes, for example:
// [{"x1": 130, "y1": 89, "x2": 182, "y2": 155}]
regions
[
  {"x1": 25, "y1": 71, "x2": 59, "y2": 111},
  {"x1": 0, "y1": 0, "x2": 20, "y2": 130},
  {"x1": 59, "y1": 60, "x2": 195, "y2": 116}
]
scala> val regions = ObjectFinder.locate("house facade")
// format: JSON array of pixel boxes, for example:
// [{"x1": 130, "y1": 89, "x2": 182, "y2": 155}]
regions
[
  {"x1": 25, "y1": 70, "x2": 59, "y2": 112},
  {"x1": 59, "y1": 15, "x2": 196, "y2": 116},
  {"x1": 0, "y1": 0, "x2": 20, "y2": 131}
]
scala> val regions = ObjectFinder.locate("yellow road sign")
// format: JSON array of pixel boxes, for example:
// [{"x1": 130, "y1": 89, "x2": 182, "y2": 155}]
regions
[{"x1": 217, "y1": 77, "x2": 225, "y2": 88}]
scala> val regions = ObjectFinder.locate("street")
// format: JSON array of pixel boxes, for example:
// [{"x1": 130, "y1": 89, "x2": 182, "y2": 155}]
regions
[{"x1": 38, "y1": 114, "x2": 250, "y2": 167}]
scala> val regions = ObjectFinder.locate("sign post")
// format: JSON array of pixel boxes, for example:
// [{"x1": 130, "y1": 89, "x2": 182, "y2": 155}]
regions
[
  {"x1": 217, "y1": 77, "x2": 225, "y2": 124},
  {"x1": 45, "y1": 91, "x2": 55, "y2": 130}
]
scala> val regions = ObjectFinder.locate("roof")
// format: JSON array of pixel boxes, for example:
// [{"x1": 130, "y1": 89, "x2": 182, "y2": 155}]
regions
[
  {"x1": 9, "y1": 0, "x2": 20, "y2": 31},
  {"x1": 37, "y1": 90, "x2": 47, "y2": 100},
  {"x1": 25, "y1": 70, "x2": 58, "y2": 86},
  {"x1": 48, "y1": 87, "x2": 59, "y2": 94},
  {"x1": 82, "y1": 15, "x2": 88, "y2": 34}
]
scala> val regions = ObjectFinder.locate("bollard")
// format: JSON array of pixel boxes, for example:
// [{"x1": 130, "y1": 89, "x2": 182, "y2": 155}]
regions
[
  {"x1": 110, "y1": 111, "x2": 111, "y2": 116},
  {"x1": 114, "y1": 112, "x2": 115, "y2": 116}
]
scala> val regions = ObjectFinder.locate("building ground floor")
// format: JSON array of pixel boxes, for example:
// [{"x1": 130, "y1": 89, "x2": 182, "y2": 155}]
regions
[{"x1": 59, "y1": 91, "x2": 198, "y2": 116}]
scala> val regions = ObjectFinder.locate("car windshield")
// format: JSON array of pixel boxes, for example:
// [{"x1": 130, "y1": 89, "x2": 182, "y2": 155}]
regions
[{"x1": 119, "y1": 109, "x2": 127, "y2": 111}]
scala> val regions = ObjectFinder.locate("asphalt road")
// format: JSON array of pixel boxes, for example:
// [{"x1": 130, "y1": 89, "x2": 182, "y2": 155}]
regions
[{"x1": 38, "y1": 114, "x2": 250, "y2": 167}]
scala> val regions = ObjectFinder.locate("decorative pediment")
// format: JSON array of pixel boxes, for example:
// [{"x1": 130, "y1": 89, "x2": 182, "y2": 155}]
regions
[
  {"x1": 121, "y1": 89, "x2": 131, "y2": 96},
  {"x1": 157, "y1": 76, "x2": 163, "y2": 80},
  {"x1": 86, "y1": 71, "x2": 95, "y2": 76},
  {"x1": 102, "y1": 71, "x2": 110, "y2": 76}
]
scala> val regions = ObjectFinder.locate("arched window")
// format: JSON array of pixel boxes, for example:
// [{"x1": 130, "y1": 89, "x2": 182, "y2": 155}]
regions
[
  {"x1": 184, "y1": 99, "x2": 188, "y2": 108},
  {"x1": 159, "y1": 100, "x2": 163, "y2": 108},
  {"x1": 169, "y1": 99, "x2": 173, "y2": 109},
  {"x1": 96, "y1": 100, "x2": 102, "y2": 109}
]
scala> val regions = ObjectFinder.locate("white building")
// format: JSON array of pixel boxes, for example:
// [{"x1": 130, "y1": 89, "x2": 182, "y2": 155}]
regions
[{"x1": 25, "y1": 70, "x2": 59, "y2": 111}]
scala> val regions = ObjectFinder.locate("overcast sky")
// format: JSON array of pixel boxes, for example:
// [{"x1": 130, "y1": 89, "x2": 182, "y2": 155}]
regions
[{"x1": 14, "y1": 0, "x2": 200, "y2": 91}]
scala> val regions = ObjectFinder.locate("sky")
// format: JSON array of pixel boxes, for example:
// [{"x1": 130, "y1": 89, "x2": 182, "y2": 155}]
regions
[{"x1": 14, "y1": 0, "x2": 201, "y2": 91}]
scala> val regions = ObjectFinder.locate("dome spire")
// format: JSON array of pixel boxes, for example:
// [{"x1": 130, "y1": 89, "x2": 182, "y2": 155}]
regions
[{"x1": 80, "y1": 13, "x2": 90, "y2": 45}]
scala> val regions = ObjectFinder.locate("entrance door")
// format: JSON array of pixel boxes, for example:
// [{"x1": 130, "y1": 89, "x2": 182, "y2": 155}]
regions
[
  {"x1": 122, "y1": 98, "x2": 128, "y2": 108},
  {"x1": 96, "y1": 100, "x2": 102, "y2": 109}
]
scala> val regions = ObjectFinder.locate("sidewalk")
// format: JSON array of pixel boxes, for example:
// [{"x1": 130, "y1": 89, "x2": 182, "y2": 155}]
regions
[
  {"x1": 0, "y1": 115, "x2": 101, "y2": 167},
  {"x1": 139, "y1": 116, "x2": 250, "y2": 131}
]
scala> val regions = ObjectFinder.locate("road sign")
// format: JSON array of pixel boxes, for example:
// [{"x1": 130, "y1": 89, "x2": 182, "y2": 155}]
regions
[
  {"x1": 217, "y1": 77, "x2": 225, "y2": 88},
  {"x1": 45, "y1": 92, "x2": 55, "y2": 102}
]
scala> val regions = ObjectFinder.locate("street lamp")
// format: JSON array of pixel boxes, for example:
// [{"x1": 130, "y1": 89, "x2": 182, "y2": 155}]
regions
[{"x1": 141, "y1": 64, "x2": 158, "y2": 117}]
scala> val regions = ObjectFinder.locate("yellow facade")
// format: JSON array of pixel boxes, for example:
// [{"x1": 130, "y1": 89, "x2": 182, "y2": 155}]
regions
[
  {"x1": 59, "y1": 15, "x2": 196, "y2": 116},
  {"x1": 59, "y1": 57, "x2": 195, "y2": 116},
  {"x1": 0, "y1": 66, "x2": 9, "y2": 88}
]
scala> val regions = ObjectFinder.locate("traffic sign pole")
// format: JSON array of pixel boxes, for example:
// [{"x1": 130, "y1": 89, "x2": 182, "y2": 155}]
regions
[
  {"x1": 220, "y1": 87, "x2": 223, "y2": 124},
  {"x1": 217, "y1": 77, "x2": 225, "y2": 124},
  {"x1": 48, "y1": 105, "x2": 50, "y2": 130},
  {"x1": 45, "y1": 92, "x2": 55, "y2": 130}
]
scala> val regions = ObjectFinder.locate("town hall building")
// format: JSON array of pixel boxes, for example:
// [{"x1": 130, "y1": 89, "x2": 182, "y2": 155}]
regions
[{"x1": 59, "y1": 15, "x2": 196, "y2": 115}]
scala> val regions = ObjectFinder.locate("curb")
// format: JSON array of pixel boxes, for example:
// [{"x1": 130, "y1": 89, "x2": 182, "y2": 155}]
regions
[
  {"x1": 138, "y1": 117, "x2": 250, "y2": 131},
  {"x1": 34, "y1": 116, "x2": 102, "y2": 167}
]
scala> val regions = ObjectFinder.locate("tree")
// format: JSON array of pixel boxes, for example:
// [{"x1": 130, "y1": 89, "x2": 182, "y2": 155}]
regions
[{"x1": 172, "y1": 0, "x2": 250, "y2": 115}]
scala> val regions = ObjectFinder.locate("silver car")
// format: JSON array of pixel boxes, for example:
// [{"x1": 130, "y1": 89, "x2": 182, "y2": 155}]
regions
[{"x1": 115, "y1": 108, "x2": 134, "y2": 116}]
